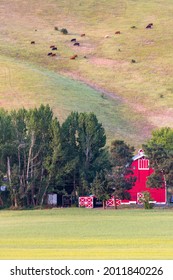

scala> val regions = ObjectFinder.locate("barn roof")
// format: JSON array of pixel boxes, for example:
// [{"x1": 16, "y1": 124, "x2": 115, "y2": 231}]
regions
[{"x1": 132, "y1": 149, "x2": 147, "y2": 161}]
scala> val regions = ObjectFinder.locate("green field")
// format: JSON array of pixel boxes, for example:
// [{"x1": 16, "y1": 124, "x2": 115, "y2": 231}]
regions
[
  {"x1": 0, "y1": 208, "x2": 173, "y2": 260},
  {"x1": 0, "y1": 0, "x2": 173, "y2": 147}
]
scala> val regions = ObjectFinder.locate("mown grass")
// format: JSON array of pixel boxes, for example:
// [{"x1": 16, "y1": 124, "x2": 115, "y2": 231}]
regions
[
  {"x1": 0, "y1": 0, "x2": 173, "y2": 146},
  {"x1": 0, "y1": 208, "x2": 173, "y2": 260}
]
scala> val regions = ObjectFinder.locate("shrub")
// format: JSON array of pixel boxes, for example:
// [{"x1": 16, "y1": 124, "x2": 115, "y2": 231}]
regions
[{"x1": 139, "y1": 191, "x2": 154, "y2": 209}]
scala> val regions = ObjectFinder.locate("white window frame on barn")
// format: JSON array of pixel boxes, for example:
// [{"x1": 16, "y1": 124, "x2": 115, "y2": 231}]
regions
[{"x1": 138, "y1": 159, "x2": 149, "y2": 170}]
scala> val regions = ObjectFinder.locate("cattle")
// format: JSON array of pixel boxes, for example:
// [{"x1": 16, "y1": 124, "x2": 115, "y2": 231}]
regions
[
  {"x1": 131, "y1": 26, "x2": 136, "y2": 29},
  {"x1": 52, "y1": 47, "x2": 57, "y2": 50},
  {"x1": 115, "y1": 31, "x2": 121, "y2": 34},
  {"x1": 74, "y1": 42, "x2": 80, "y2": 46},
  {"x1": 81, "y1": 33, "x2": 85, "y2": 37},
  {"x1": 146, "y1": 23, "x2": 153, "y2": 29},
  {"x1": 50, "y1": 45, "x2": 55, "y2": 48},
  {"x1": 131, "y1": 59, "x2": 136, "y2": 63},
  {"x1": 51, "y1": 53, "x2": 56, "y2": 57},
  {"x1": 31, "y1": 41, "x2": 35, "y2": 44},
  {"x1": 70, "y1": 54, "x2": 78, "y2": 59},
  {"x1": 71, "y1": 38, "x2": 76, "y2": 42},
  {"x1": 47, "y1": 52, "x2": 53, "y2": 56}
]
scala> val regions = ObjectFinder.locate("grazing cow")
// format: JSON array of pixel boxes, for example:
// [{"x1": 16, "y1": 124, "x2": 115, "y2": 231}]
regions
[
  {"x1": 115, "y1": 31, "x2": 121, "y2": 34},
  {"x1": 131, "y1": 59, "x2": 136, "y2": 63},
  {"x1": 31, "y1": 41, "x2": 35, "y2": 44},
  {"x1": 52, "y1": 47, "x2": 57, "y2": 50},
  {"x1": 81, "y1": 33, "x2": 85, "y2": 37},
  {"x1": 50, "y1": 45, "x2": 55, "y2": 48},
  {"x1": 146, "y1": 23, "x2": 153, "y2": 29},
  {"x1": 131, "y1": 26, "x2": 136, "y2": 29},
  {"x1": 74, "y1": 42, "x2": 80, "y2": 46},
  {"x1": 70, "y1": 54, "x2": 78, "y2": 59},
  {"x1": 71, "y1": 38, "x2": 76, "y2": 42},
  {"x1": 51, "y1": 53, "x2": 56, "y2": 57},
  {"x1": 47, "y1": 52, "x2": 53, "y2": 56}
]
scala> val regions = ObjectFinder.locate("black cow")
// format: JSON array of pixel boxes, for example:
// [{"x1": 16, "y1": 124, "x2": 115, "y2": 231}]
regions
[
  {"x1": 146, "y1": 23, "x2": 153, "y2": 29},
  {"x1": 74, "y1": 42, "x2": 80, "y2": 46},
  {"x1": 71, "y1": 38, "x2": 76, "y2": 42},
  {"x1": 52, "y1": 47, "x2": 57, "y2": 50},
  {"x1": 47, "y1": 52, "x2": 53, "y2": 56}
]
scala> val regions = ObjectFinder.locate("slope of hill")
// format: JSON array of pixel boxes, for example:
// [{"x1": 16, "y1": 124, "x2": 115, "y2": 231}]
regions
[{"x1": 0, "y1": 0, "x2": 173, "y2": 147}]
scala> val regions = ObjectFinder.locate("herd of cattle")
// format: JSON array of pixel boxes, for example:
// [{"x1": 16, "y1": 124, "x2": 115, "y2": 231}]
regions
[{"x1": 30, "y1": 23, "x2": 153, "y2": 61}]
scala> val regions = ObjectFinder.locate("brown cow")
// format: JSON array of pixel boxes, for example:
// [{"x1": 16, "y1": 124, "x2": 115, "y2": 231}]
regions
[
  {"x1": 70, "y1": 54, "x2": 78, "y2": 59},
  {"x1": 81, "y1": 33, "x2": 85, "y2": 37},
  {"x1": 115, "y1": 31, "x2": 121, "y2": 34},
  {"x1": 31, "y1": 41, "x2": 35, "y2": 44}
]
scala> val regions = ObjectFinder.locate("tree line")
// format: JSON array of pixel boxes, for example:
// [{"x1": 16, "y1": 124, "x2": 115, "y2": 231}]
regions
[{"x1": 0, "y1": 105, "x2": 173, "y2": 208}]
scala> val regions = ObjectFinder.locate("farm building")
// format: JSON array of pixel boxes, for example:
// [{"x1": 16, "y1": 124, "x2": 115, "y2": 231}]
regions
[
  {"x1": 123, "y1": 149, "x2": 166, "y2": 205},
  {"x1": 79, "y1": 149, "x2": 166, "y2": 208}
]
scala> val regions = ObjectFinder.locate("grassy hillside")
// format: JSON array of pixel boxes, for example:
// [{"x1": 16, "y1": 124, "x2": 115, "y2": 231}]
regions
[{"x1": 0, "y1": 0, "x2": 173, "y2": 147}]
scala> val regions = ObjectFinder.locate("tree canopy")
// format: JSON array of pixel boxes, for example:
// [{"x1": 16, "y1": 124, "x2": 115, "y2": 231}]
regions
[{"x1": 0, "y1": 106, "x2": 110, "y2": 208}]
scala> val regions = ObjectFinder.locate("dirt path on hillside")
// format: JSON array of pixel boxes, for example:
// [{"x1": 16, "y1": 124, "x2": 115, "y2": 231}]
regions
[
  {"x1": 60, "y1": 62, "x2": 173, "y2": 131},
  {"x1": 59, "y1": 69, "x2": 156, "y2": 140},
  {"x1": 60, "y1": 70, "x2": 123, "y2": 102}
]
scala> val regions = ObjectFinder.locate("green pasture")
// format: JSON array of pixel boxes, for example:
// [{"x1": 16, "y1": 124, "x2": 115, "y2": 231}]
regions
[
  {"x1": 0, "y1": 0, "x2": 173, "y2": 146},
  {"x1": 0, "y1": 208, "x2": 173, "y2": 260},
  {"x1": 0, "y1": 56, "x2": 150, "y2": 146}
]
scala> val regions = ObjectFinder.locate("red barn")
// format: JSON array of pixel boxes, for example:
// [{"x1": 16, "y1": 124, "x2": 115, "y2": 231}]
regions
[
  {"x1": 78, "y1": 149, "x2": 166, "y2": 208},
  {"x1": 122, "y1": 149, "x2": 166, "y2": 205}
]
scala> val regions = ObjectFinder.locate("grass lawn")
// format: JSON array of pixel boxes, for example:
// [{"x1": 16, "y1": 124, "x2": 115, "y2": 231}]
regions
[{"x1": 0, "y1": 208, "x2": 173, "y2": 260}]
